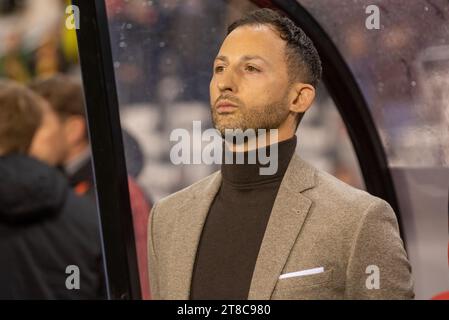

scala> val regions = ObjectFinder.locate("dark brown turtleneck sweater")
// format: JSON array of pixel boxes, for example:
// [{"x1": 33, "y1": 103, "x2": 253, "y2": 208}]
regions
[{"x1": 190, "y1": 135, "x2": 298, "y2": 300}]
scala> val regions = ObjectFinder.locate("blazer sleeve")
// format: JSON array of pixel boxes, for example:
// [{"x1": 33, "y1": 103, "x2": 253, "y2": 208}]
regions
[
  {"x1": 344, "y1": 198, "x2": 415, "y2": 299},
  {"x1": 147, "y1": 202, "x2": 161, "y2": 300}
]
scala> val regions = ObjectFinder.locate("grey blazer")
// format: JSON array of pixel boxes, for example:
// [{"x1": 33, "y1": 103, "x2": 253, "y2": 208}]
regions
[{"x1": 147, "y1": 154, "x2": 414, "y2": 299}]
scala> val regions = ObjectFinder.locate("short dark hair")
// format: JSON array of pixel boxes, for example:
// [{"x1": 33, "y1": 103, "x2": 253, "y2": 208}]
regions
[
  {"x1": 28, "y1": 74, "x2": 85, "y2": 120},
  {"x1": 228, "y1": 8, "x2": 322, "y2": 88},
  {"x1": 0, "y1": 80, "x2": 43, "y2": 155}
]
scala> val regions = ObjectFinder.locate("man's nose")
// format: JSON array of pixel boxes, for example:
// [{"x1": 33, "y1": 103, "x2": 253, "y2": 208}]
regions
[{"x1": 217, "y1": 69, "x2": 237, "y2": 93}]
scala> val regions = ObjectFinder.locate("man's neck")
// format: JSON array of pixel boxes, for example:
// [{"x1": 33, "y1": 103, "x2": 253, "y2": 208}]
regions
[
  {"x1": 63, "y1": 141, "x2": 89, "y2": 165},
  {"x1": 224, "y1": 131, "x2": 294, "y2": 153},
  {"x1": 221, "y1": 135, "x2": 297, "y2": 183},
  {"x1": 64, "y1": 145, "x2": 91, "y2": 176}
]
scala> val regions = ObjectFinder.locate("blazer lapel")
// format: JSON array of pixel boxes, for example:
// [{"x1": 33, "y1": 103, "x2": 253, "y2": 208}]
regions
[
  {"x1": 248, "y1": 154, "x2": 316, "y2": 300},
  {"x1": 165, "y1": 172, "x2": 222, "y2": 299}
]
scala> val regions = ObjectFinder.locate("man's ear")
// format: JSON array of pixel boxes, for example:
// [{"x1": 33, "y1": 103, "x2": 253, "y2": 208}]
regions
[{"x1": 288, "y1": 83, "x2": 315, "y2": 115}]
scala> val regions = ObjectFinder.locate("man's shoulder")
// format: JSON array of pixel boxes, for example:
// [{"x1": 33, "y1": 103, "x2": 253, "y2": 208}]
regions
[
  {"x1": 304, "y1": 162, "x2": 391, "y2": 219},
  {"x1": 152, "y1": 170, "x2": 220, "y2": 217},
  {"x1": 298, "y1": 161, "x2": 399, "y2": 248}
]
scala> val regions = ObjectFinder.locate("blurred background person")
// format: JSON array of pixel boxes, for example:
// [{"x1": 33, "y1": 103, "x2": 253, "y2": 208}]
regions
[
  {"x1": 29, "y1": 74, "x2": 152, "y2": 299},
  {"x1": 29, "y1": 75, "x2": 94, "y2": 197},
  {"x1": 0, "y1": 80, "x2": 105, "y2": 299}
]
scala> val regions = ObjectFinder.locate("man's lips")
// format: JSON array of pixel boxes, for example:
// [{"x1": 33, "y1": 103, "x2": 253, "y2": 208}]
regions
[{"x1": 216, "y1": 101, "x2": 238, "y2": 114}]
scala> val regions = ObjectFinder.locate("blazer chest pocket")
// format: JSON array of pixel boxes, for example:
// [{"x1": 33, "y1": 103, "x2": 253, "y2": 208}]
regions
[{"x1": 275, "y1": 268, "x2": 333, "y2": 293}]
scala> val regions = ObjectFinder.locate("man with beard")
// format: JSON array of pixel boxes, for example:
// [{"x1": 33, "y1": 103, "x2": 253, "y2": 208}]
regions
[{"x1": 147, "y1": 9, "x2": 414, "y2": 300}]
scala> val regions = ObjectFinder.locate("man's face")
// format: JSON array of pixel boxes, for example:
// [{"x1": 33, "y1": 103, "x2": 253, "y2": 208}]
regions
[
  {"x1": 210, "y1": 24, "x2": 292, "y2": 136},
  {"x1": 29, "y1": 102, "x2": 67, "y2": 166}
]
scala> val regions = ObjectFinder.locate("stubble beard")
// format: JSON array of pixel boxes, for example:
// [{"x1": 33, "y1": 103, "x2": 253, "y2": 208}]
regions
[{"x1": 211, "y1": 95, "x2": 290, "y2": 138}]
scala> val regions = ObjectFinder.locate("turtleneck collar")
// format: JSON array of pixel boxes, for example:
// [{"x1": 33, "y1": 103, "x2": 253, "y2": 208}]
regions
[{"x1": 221, "y1": 135, "x2": 297, "y2": 187}]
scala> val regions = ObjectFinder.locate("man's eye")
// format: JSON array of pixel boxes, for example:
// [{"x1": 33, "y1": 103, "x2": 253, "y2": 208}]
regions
[
  {"x1": 245, "y1": 65, "x2": 260, "y2": 73},
  {"x1": 214, "y1": 66, "x2": 224, "y2": 73}
]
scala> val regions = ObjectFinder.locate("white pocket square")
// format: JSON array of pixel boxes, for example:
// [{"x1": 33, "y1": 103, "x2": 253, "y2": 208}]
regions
[{"x1": 279, "y1": 267, "x2": 324, "y2": 280}]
